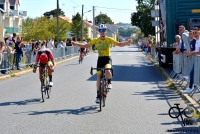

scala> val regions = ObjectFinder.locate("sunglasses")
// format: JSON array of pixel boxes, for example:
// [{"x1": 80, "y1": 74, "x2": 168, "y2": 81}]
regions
[{"x1": 99, "y1": 29, "x2": 106, "y2": 33}]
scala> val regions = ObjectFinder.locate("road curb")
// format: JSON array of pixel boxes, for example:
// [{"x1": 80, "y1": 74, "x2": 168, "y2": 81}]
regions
[
  {"x1": 144, "y1": 52, "x2": 200, "y2": 114},
  {"x1": 0, "y1": 52, "x2": 93, "y2": 81}
]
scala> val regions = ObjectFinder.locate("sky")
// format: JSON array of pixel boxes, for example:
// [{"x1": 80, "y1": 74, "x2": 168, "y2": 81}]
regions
[{"x1": 19, "y1": 0, "x2": 137, "y2": 24}]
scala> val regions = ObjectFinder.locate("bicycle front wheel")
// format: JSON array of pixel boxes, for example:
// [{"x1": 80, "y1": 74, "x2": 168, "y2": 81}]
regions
[
  {"x1": 41, "y1": 80, "x2": 46, "y2": 102},
  {"x1": 46, "y1": 78, "x2": 51, "y2": 99},
  {"x1": 102, "y1": 80, "x2": 106, "y2": 107},
  {"x1": 99, "y1": 81, "x2": 103, "y2": 111}
]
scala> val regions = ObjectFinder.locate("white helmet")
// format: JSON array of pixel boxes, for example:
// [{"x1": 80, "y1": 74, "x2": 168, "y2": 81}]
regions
[{"x1": 98, "y1": 24, "x2": 107, "y2": 30}]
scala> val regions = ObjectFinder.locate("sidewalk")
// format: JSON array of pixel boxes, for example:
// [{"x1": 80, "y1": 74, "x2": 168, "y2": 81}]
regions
[
  {"x1": 0, "y1": 52, "x2": 93, "y2": 80},
  {"x1": 144, "y1": 51, "x2": 200, "y2": 118}
]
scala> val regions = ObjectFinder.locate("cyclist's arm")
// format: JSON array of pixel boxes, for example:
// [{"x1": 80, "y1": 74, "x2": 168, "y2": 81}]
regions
[
  {"x1": 116, "y1": 39, "x2": 132, "y2": 47},
  {"x1": 49, "y1": 52, "x2": 56, "y2": 69},
  {"x1": 71, "y1": 41, "x2": 90, "y2": 48},
  {"x1": 33, "y1": 53, "x2": 39, "y2": 71}
]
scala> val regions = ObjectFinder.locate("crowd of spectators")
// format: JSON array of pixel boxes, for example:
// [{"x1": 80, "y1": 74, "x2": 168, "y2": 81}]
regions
[
  {"x1": 137, "y1": 34, "x2": 156, "y2": 56},
  {"x1": 0, "y1": 33, "x2": 90, "y2": 73},
  {"x1": 172, "y1": 26, "x2": 200, "y2": 94}
]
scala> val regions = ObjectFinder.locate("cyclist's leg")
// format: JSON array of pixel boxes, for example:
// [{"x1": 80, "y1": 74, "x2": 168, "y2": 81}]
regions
[
  {"x1": 47, "y1": 61, "x2": 53, "y2": 86},
  {"x1": 105, "y1": 57, "x2": 112, "y2": 88},
  {"x1": 95, "y1": 71, "x2": 102, "y2": 103},
  {"x1": 81, "y1": 52, "x2": 83, "y2": 60},
  {"x1": 105, "y1": 64, "x2": 112, "y2": 79},
  {"x1": 96, "y1": 72, "x2": 102, "y2": 91},
  {"x1": 39, "y1": 66, "x2": 43, "y2": 82}
]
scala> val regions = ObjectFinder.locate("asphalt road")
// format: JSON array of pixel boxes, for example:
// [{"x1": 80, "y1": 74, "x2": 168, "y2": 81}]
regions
[{"x1": 0, "y1": 46, "x2": 199, "y2": 134}]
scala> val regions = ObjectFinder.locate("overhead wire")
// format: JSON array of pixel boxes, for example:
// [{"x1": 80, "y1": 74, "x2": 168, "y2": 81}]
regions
[{"x1": 95, "y1": 6, "x2": 136, "y2": 11}]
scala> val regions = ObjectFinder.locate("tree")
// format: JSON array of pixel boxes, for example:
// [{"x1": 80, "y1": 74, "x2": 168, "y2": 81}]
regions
[
  {"x1": 20, "y1": 16, "x2": 71, "y2": 41},
  {"x1": 84, "y1": 27, "x2": 88, "y2": 39},
  {"x1": 20, "y1": 17, "x2": 35, "y2": 40},
  {"x1": 118, "y1": 27, "x2": 137, "y2": 37},
  {"x1": 43, "y1": 8, "x2": 65, "y2": 18},
  {"x1": 131, "y1": 0, "x2": 155, "y2": 37},
  {"x1": 70, "y1": 12, "x2": 82, "y2": 40},
  {"x1": 95, "y1": 13, "x2": 114, "y2": 25}
]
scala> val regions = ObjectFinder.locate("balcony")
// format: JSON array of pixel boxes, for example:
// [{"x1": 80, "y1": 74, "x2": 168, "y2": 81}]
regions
[{"x1": 5, "y1": 27, "x2": 19, "y2": 34}]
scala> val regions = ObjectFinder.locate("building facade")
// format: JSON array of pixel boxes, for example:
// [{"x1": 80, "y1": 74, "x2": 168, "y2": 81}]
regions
[{"x1": 0, "y1": 0, "x2": 26, "y2": 39}]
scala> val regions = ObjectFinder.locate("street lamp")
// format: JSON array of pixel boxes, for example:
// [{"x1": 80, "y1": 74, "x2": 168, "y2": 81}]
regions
[{"x1": 81, "y1": 7, "x2": 91, "y2": 40}]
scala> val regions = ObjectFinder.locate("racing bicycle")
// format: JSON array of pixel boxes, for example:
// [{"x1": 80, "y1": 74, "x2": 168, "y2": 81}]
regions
[
  {"x1": 90, "y1": 67, "x2": 113, "y2": 111},
  {"x1": 40, "y1": 65, "x2": 51, "y2": 102}
]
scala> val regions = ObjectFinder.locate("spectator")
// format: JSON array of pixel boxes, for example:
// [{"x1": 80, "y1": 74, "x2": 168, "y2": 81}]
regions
[
  {"x1": 5, "y1": 33, "x2": 16, "y2": 46},
  {"x1": 74, "y1": 37, "x2": 78, "y2": 42},
  {"x1": 183, "y1": 28, "x2": 200, "y2": 94},
  {"x1": 0, "y1": 41, "x2": 14, "y2": 73},
  {"x1": 33, "y1": 41, "x2": 40, "y2": 55},
  {"x1": 63, "y1": 39, "x2": 67, "y2": 47},
  {"x1": 57, "y1": 41, "x2": 64, "y2": 48},
  {"x1": 25, "y1": 42, "x2": 32, "y2": 63},
  {"x1": 0, "y1": 40, "x2": 6, "y2": 65},
  {"x1": 144, "y1": 39, "x2": 148, "y2": 56},
  {"x1": 173, "y1": 35, "x2": 186, "y2": 54},
  {"x1": 41, "y1": 41, "x2": 47, "y2": 49},
  {"x1": 47, "y1": 37, "x2": 55, "y2": 50},
  {"x1": 68, "y1": 37, "x2": 73, "y2": 46},
  {"x1": 14, "y1": 37, "x2": 23, "y2": 70},
  {"x1": 179, "y1": 25, "x2": 190, "y2": 51},
  {"x1": 159, "y1": 18, "x2": 165, "y2": 42}
]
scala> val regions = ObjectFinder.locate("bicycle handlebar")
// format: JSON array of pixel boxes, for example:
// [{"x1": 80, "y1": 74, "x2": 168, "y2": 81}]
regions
[
  {"x1": 90, "y1": 67, "x2": 113, "y2": 76},
  {"x1": 34, "y1": 64, "x2": 52, "y2": 69}
]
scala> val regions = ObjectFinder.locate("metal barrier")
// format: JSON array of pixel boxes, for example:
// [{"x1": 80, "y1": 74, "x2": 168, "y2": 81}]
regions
[
  {"x1": 0, "y1": 52, "x2": 11, "y2": 75},
  {"x1": 194, "y1": 55, "x2": 200, "y2": 86},
  {"x1": 0, "y1": 46, "x2": 79, "y2": 75},
  {"x1": 170, "y1": 53, "x2": 200, "y2": 96}
]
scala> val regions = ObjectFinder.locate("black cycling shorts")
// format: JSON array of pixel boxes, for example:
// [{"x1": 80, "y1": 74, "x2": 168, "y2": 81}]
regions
[{"x1": 97, "y1": 56, "x2": 112, "y2": 72}]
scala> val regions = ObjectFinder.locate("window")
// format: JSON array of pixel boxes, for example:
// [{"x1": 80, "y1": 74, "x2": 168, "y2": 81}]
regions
[
  {"x1": 0, "y1": 4, "x2": 4, "y2": 10},
  {"x1": 10, "y1": 6, "x2": 14, "y2": 10}
]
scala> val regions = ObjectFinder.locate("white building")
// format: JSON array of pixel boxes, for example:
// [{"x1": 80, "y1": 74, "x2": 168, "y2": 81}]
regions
[{"x1": 0, "y1": 0, "x2": 27, "y2": 39}]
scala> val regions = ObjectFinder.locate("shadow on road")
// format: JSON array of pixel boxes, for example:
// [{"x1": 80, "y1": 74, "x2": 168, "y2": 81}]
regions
[
  {"x1": 88, "y1": 63, "x2": 162, "y2": 82},
  {"x1": 20, "y1": 105, "x2": 99, "y2": 115},
  {"x1": 0, "y1": 98, "x2": 41, "y2": 106}
]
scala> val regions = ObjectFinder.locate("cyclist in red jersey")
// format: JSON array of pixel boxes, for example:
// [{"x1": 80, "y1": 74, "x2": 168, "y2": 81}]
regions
[{"x1": 33, "y1": 48, "x2": 56, "y2": 87}]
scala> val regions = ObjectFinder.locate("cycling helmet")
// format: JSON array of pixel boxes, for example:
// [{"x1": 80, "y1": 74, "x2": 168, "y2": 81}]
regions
[
  {"x1": 39, "y1": 53, "x2": 48, "y2": 64},
  {"x1": 98, "y1": 24, "x2": 107, "y2": 30}
]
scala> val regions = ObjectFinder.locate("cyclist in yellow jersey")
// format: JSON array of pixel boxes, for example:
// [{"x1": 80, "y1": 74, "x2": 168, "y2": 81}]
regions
[{"x1": 71, "y1": 24, "x2": 132, "y2": 103}]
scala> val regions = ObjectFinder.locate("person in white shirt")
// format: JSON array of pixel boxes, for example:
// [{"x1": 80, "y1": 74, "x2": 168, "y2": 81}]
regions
[
  {"x1": 47, "y1": 37, "x2": 55, "y2": 50},
  {"x1": 184, "y1": 28, "x2": 200, "y2": 94},
  {"x1": 63, "y1": 39, "x2": 66, "y2": 47},
  {"x1": 41, "y1": 41, "x2": 47, "y2": 50}
]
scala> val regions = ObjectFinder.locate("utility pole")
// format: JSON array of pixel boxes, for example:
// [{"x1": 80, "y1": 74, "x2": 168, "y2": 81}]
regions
[
  {"x1": 81, "y1": 5, "x2": 84, "y2": 41},
  {"x1": 93, "y1": 6, "x2": 96, "y2": 38},
  {"x1": 100, "y1": 11, "x2": 102, "y2": 24},
  {"x1": 56, "y1": 0, "x2": 59, "y2": 43}
]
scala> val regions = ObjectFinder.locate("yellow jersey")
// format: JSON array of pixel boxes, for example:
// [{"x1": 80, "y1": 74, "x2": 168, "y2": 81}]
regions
[{"x1": 90, "y1": 36, "x2": 118, "y2": 57}]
